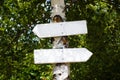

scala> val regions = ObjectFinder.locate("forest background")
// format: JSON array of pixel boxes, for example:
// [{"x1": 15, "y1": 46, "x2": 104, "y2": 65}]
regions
[{"x1": 0, "y1": 0, "x2": 120, "y2": 80}]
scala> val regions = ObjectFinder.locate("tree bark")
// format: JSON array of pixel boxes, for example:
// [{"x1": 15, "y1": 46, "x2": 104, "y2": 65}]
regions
[{"x1": 51, "y1": 0, "x2": 70, "y2": 80}]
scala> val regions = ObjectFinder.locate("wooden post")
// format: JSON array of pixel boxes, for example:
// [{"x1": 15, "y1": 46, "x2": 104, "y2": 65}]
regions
[{"x1": 51, "y1": 0, "x2": 70, "y2": 80}]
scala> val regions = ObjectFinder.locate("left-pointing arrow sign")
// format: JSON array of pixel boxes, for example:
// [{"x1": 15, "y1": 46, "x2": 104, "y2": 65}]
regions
[{"x1": 33, "y1": 20, "x2": 87, "y2": 38}]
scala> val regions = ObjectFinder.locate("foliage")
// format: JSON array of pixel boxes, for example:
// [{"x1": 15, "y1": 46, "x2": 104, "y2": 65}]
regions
[
  {"x1": 0, "y1": 0, "x2": 120, "y2": 80},
  {"x1": 0, "y1": 0, "x2": 52, "y2": 80},
  {"x1": 66, "y1": 0, "x2": 120, "y2": 80}
]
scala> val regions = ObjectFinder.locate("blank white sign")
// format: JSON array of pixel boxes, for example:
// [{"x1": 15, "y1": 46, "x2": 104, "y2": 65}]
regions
[
  {"x1": 33, "y1": 20, "x2": 87, "y2": 38},
  {"x1": 34, "y1": 48, "x2": 92, "y2": 64}
]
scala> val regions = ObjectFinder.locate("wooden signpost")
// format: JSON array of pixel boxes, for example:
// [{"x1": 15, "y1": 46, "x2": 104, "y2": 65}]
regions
[{"x1": 32, "y1": 0, "x2": 93, "y2": 80}]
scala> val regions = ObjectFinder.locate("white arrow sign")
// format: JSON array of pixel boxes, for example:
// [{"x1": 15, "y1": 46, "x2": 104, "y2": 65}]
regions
[
  {"x1": 34, "y1": 48, "x2": 92, "y2": 64},
  {"x1": 33, "y1": 20, "x2": 87, "y2": 38}
]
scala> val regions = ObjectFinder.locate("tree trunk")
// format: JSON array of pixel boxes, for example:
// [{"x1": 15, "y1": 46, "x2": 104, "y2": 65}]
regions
[{"x1": 51, "y1": 0, "x2": 70, "y2": 80}]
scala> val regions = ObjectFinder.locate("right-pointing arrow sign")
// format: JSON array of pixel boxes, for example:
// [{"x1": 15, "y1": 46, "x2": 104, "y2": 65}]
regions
[{"x1": 34, "y1": 48, "x2": 93, "y2": 64}]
